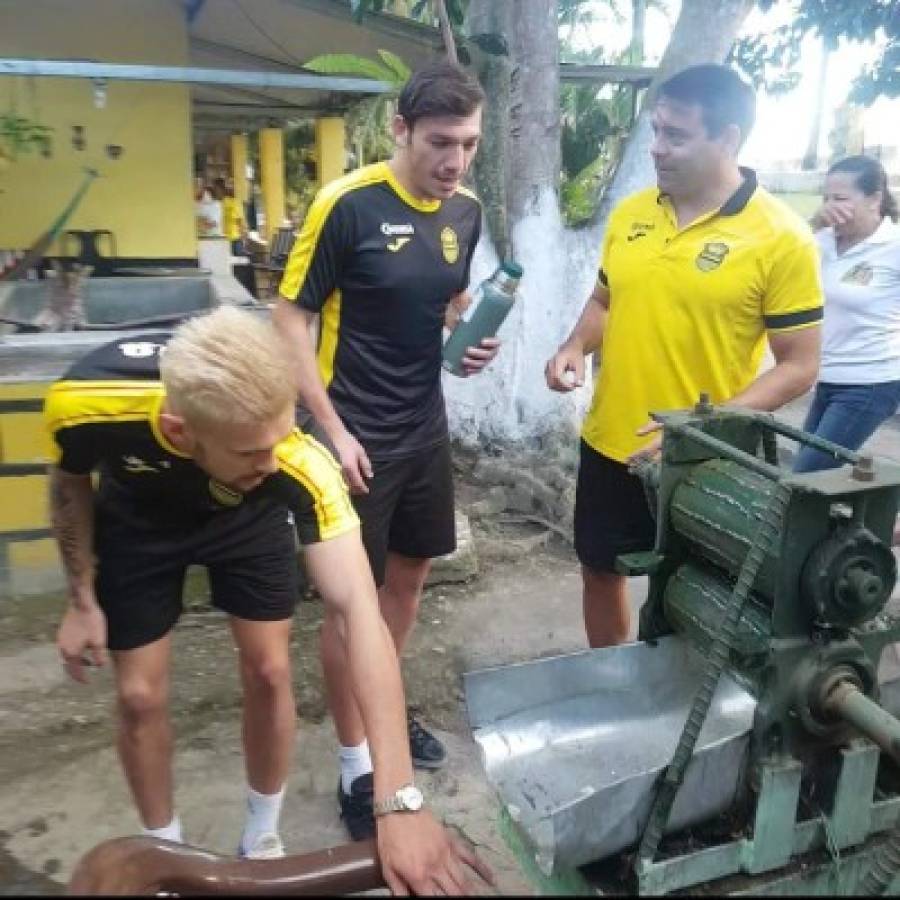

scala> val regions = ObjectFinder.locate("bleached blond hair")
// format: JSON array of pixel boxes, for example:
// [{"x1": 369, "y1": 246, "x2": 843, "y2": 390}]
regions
[{"x1": 160, "y1": 305, "x2": 296, "y2": 427}]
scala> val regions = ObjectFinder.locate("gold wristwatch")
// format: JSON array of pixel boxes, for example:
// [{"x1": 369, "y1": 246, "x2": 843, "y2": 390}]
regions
[{"x1": 373, "y1": 783, "x2": 424, "y2": 817}]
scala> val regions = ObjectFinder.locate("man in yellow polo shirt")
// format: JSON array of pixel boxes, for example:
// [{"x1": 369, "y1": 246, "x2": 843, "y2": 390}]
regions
[
  {"x1": 213, "y1": 177, "x2": 247, "y2": 255},
  {"x1": 545, "y1": 64, "x2": 823, "y2": 648}
]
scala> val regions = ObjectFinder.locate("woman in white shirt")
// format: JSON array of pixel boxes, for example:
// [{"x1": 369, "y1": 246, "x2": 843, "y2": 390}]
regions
[{"x1": 794, "y1": 155, "x2": 900, "y2": 473}]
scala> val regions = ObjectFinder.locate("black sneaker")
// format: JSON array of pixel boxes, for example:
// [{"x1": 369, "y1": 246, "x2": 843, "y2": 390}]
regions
[
  {"x1": 408, "y1": 709, "x2": 446, "y2": 770},
  {"x1": 338, "y1": 772, "x2": 375, "y2": 841}
]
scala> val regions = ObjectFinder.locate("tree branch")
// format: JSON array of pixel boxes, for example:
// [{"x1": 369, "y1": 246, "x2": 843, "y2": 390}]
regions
[{"x1": 433, "y1": 0, "x2": 459, "y2": 63}]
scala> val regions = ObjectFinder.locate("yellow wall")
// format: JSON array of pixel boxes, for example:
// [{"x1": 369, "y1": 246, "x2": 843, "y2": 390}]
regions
[
  {"x1": 0, "y1": 381, "x2": 57, "y2": 597},
  {"x1": 0, "y1": 0, "x2": 196, "y2": 259}
]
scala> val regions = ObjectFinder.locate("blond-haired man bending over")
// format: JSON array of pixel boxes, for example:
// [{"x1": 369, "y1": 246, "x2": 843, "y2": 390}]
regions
[{"x1": 45, "y1": 306, "x2": 492, "y2": 895}]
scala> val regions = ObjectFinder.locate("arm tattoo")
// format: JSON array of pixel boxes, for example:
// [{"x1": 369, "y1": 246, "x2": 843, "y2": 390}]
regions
[{"x1": 49, "y1": 470, "x2": 94, "y2": 606}]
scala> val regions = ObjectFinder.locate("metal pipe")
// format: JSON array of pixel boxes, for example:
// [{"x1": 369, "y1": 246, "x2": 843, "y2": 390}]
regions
[
  {"x1": 666, "y1": 422, "x2": 783, "y2": 481},
  {"x1": 66, "y1": 836, "x2": 384, "y2": 896},
  {"x1": 0, "y1": 59, "x2": 392, "y2": 93},
  {"x1": 824, "y1": 682, "x2": 900, "y2": 765},
  {"x1": 745, "y1": 411, "x2": 861, "y2": 465}
]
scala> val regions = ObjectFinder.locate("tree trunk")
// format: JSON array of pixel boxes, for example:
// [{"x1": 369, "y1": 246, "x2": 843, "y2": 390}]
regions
[
  {"x1": 593, "y1": 0, "x2": 755, "y2": 234},
  {"x1": 451, "y1": 0, "x2": 592, "y2": 446},
  {"x1": 468, "y1": 1, "x2": 514, "y2": 260},
  {"x1": 801, "y1": 38, "x2": 831, "y2": 171},
  {"x1": 505, "y1": 0, "x2": 561, "y2": 229},
  {"x1": 628, "y1": 0, "x2": 647, "y2": 122},
  {"x1": 630, "y1": 0, "x2": 646, "y2": 63},
  {"x1": 448, "y1": 0, "x2": 757, "y2": 448}
]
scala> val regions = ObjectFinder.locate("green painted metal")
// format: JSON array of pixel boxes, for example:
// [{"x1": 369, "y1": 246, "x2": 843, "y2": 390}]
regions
[
  {"x1": 495, "y1": 807, "x2": 595, "y2": 897},
  {"x1": 742, "y1": 760, "x2": 802, "y2": 874},
  {"x1": 663, "y1": 561, "x2": 771, "y2": 658},
  {"x1": 669, "y1": 459, "x2": 780, "y2": 599},
  {"x1": 632, "y1": 750, "x2": 900, "y2": 895},
  {"x1": 729, "y1": 845, "x2": 900, "y2": 895},
  {"x1": 622, "y1": 404, "x2": 900, "y2": 895},
  {"x1": 828, "y1": 744, "x2": 880, "y2": 848},
  {"x1": 490, "y1": 403, "x2": 900, "y2": 896}
]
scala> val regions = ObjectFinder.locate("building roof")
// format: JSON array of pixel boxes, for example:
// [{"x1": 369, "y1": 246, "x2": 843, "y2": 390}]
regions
[
  {"x1": 1, "y1": 0, "x2": 658, "y2": 132},
  {"x1": 187, "y1": 0, "x2": 440, "y2": 130}
]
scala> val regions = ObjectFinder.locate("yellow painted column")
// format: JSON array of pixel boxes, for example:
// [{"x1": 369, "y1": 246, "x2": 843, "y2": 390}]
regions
[
  {"x1": 315, "y1": 117, "x2": 346, "y2": 187},
  {"x1": 259, "y1": 127, "x2": 285, "y2": 240},
  {"x1": 230, "y1": 132, "x2": 249, "y2": 206},
  {"x1": 0, "y1": 381, "x2": 58, "y2": 595}
]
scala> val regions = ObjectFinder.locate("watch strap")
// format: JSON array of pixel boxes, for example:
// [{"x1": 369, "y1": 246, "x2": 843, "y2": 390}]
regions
[
  {"x1": 373, "y1": 794, "x2": 406, "y2": 816},
  {"x1": 373, "y1": 783, "x2": 422, "y2": 817}
]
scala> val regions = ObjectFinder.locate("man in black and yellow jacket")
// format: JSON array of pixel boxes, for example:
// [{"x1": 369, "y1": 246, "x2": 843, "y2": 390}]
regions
[
  {"x1": 274, "y1": 60, "x2": 498, "y2": 840},
  {"x1": 44, "y1": 306, "x2": 491, "y2": 894}
]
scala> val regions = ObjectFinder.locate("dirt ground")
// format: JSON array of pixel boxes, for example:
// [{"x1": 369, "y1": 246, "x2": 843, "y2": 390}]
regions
[
  {"x1": 0, "y1": 395, "x2": 897, "y2": 895},
  {"x1": 0, "y1": 508, "x2": 606, "y2": 896}
]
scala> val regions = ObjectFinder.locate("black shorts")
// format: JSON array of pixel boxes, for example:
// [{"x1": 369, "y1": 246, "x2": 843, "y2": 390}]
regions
[
  {"x1": 95, "y1": 500, "x2": 300, "y2": 651},
  {"x1": 293, "y1": 408, "x2": 455, "y2": 586},
  {"x1": 352, "y1": 441, "x2": 456, "y2": 587},
  {"x1": 574, "y1": 440, "x2": 655, "y2": 574}
]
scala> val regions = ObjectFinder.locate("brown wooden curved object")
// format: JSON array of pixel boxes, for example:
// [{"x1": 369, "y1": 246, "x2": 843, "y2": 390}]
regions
[{"x1": 66, "y1": 836, "x2": 384, "y2": 896}]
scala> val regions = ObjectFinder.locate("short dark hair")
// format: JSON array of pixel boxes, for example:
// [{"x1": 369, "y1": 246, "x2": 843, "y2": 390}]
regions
[
  {"x1": 212, "y1": 177, "x2": 232, "y2": 198},
  {"x1": 828, "y1": 154, "x2": 898, "y2": 222},
  {"x1": 657, "y1": 64, "x2": 756, "y2": 145},
  {"x1": 397, "y1": 60, "x2": 485, "y2": 130}
]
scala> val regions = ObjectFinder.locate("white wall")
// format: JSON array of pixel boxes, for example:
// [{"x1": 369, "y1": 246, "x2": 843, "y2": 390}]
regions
[{"x1": 444, "y1": 188, "x2": 597, "y2": 446}]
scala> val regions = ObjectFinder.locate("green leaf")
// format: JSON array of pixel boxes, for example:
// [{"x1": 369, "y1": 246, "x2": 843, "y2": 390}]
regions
[
  {"x1": 377, "y1": 49, "x2": 412, "y2": 83},
  {"x1": 304, "y1": 53, "x2": 397, "y2": 83},
  {"x1": 446, "y1": 0, "x2": 465, "y2": 27}
]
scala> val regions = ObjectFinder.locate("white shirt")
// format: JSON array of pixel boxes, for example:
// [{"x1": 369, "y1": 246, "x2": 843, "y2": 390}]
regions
[{"x1": 816, "y1": 217, "x2": 900, "y2": 383}]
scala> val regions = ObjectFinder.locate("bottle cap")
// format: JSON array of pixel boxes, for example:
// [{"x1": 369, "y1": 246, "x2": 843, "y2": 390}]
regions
[{"x1": 501, "y1": 261, "x2": 524, "y2": 279}]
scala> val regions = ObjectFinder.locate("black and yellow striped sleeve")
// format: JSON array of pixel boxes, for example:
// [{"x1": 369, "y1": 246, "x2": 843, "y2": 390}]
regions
[
  {"x1": 278, "y1": 183, "x2": 353, "y2": 312},
  {"x1": 43, "y1": 379, "x2": 162, "y2": 473},
  {"x1": 271, "y1": 430, "x2": 360, "y2": 544},
  {"x1": 762, "y1": 233, "x2": 824, "y2": 333},
  {"x1": 44, "y1": 382, "x2": 98, "y2": 472}
]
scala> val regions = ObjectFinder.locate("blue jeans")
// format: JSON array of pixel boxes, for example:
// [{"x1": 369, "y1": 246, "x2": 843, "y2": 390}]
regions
[{"x1": 793, "y1": 380, "x2": 900, "y2": 473}]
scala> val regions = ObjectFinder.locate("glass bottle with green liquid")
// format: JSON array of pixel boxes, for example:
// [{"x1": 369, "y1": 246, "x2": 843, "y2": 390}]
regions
[{"x1": 441, "y1": 261, "x2": 523, "y2": 376}]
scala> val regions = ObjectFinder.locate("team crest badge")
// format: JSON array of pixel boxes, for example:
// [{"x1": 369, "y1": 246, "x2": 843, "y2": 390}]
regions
[
  {"x1": 440, "y1": 226, "x2": 460, "y2": 264},
  {"x1": 695, "y1": 241, "x2": 730, "y2": 272},
  {"x1": 209, "y1": 479, "x2": 243, "y2": 507},
  {"x1": 841, "y1": 262, "x2": 874, "y2": 286}
]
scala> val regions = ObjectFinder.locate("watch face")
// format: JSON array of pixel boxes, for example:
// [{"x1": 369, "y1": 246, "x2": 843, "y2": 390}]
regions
[{"x1": 399, "y1": 785, "x2": 424, "y2": 811}]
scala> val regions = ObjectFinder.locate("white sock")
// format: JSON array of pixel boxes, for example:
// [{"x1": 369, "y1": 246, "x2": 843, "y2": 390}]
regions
[
  {"x1": 240, "y1": 785, "x2": 286, "y2": 852},
  {"x1": 339, "y1": 739, "x2": 373, "y2": 794},
  {"x1": 142, "y1": 814, "x2": 183, "y2": 843}
]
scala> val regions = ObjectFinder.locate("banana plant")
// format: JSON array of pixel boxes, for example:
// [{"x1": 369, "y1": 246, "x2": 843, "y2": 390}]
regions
[
  {"x1": 351, "y1": 0, "x2": 466, "y2": 27},
  {"x1": 304, "y1": 50, "x2": 411, "y2": 166},
  {"x1": 350, "y1": 0, "x2": 467, "y2": 62},
  {"x1": 304, "y1": 49, "x2": 411, "y2": 86}
]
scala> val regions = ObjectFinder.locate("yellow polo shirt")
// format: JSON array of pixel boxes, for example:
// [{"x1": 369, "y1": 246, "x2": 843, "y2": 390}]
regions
[
  {"x1": 221, "y1": 196, "x2": 244, "y2": 242},
  {"x1": 583, "y1": 169, "x2": 823, "y2": 462}
]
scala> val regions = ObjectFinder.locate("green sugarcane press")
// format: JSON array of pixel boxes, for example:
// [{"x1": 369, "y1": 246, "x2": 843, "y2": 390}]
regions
[{"x1": 465, "y1": 398, "x2": 900, "y2": 895}]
